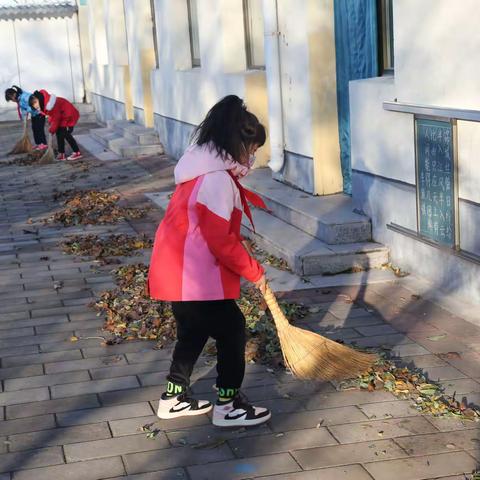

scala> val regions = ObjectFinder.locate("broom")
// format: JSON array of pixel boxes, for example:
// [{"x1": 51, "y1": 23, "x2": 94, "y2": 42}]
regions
[
  {"x1": 38, "y1": 133, "x2": 55, "y2": 165},
  {"x1": 262, "y1": 283, "x2": 376, "y2": 381},
  {"x1": 9, "y1": 118, "x2": 33, "y2": 154}
]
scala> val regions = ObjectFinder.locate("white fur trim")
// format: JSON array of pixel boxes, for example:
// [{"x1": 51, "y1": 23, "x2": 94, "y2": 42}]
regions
[{"x1": 46, "y1": 94, "x2": 56, "y2": 110}]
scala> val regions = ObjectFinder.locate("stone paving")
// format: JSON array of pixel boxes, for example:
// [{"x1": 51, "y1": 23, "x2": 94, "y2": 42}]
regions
[{"x1": 0, "y1": 121, "x2": 478, "y2": 479}]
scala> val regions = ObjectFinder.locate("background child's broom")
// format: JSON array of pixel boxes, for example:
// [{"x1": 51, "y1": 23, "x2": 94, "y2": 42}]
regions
[
  {"x1": 9, "y1": 118, "x2": 32, "y2": 155},
  {"x1": 38, "y1": 133, "x2": 55, "y2": 165},
  {"x1": 262, "y1": 284, "x2": 376, "y2": 380}
]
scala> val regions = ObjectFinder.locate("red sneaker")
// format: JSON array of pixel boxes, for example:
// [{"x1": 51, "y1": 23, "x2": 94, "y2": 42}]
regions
[
  {"x1": 33, "y1": 145, "x2": 41, "y2": 151},
  {"x1": 67, "y1": 152, "x2": 83, "y2": 161},
  {"x1": 37, "y1": 144, "x2": 48, "y2": 151},
  {"x1": 56, "y1": 153, "x2": 66, "y2": 161}
]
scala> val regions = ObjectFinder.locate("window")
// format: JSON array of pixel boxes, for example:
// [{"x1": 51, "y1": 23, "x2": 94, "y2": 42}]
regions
[
  {"x1": 187, "y1": 0, "x2": 201, "y2": 67},
  {"x1": 378, "y1": 0, "x2": 394, "y2": 73},
  {"x1": 243, "y1": 0, "x2": 265, "y2": 69},
  {"x1": 150, "y1": 0, "x2": 159, "y2": 69}
]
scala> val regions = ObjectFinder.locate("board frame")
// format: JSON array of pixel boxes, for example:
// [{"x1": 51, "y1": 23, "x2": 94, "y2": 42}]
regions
[{"x1": 413, "y1": 114, "x2": 460, "y2": 249}]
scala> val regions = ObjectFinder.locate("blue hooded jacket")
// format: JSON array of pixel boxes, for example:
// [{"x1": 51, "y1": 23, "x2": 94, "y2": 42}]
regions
[{"x1": 17, "y1": 91, "x2": 38, "y2": 119}]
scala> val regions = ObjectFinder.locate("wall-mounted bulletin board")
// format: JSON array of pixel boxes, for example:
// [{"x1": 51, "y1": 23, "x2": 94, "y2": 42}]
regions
[{"x1": 415, "y1": 117, "x2": 458, "y2": 248}]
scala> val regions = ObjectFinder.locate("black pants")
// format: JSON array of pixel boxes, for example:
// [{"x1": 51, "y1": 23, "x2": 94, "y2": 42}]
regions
[
  {"x1": 31, "y1": 115, "x2": 46, "y2": 145},
  {"x1": 56, "y1": 127, "x2": 79, "y2": 154},
  {"x1": 168, "y1": 300, "x2": 246, "y2": 390}
]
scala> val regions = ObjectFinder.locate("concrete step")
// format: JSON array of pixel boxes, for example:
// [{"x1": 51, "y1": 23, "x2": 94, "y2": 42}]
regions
[
  {"x1": 108, "y1": 137, "x2": 164, "y2": 158},
  {"x1": 107, "y1": 119, "x2": 162, "y2": 144},
  {"x1": 89, "y1": 128, "x2": 122, "y2": 148},
  {"x1": 78, "y1": 112, "x2": 97, "y2": 123},
  {"x1": 123, "y1": 127, "x2": 160, "y2": 145},
  {"x1": 107, "y1": 120, "x2": 134, "y2": 136},
  {"x1": 75, "y1": 103, "x2": 95, "y2": 114},
  {"x1": 90, "y1": 124, "x2": 164, "y2": 158},
  {"x1": 144, "y1": 191, "x2": 389, "y2": 276},
  {"x1": 242, "y1": 208, "x2": 389, "y2": 276},
  {"x1": 242, "y1": 168, "x2": 372, "y2": 244}
]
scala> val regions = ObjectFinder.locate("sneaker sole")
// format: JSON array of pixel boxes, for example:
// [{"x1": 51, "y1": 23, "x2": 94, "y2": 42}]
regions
[
  {"x1": 67, "y1": 156, "x2": 83, "y2": 161},
  {"x1": 212, "y1": 411, "x2": 271, "y2": 427},
  {"x1": 157, "y1": 404, "x2": 213, "y2": 419}
]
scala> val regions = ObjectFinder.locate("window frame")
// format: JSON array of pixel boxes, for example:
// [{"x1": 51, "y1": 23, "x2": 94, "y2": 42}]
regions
[
  {"x1": 187, "y1": 0, "x2": 201, "y2": 68},
  {"x1": 150, "y1": 0, "x2": 160, "y2": 69},
  {"x1": 243, "y1": 0, "x2": 265, "y2": 70},
  {"x1": 377, "y1": 0, "x2": 394, "y2": 75}
]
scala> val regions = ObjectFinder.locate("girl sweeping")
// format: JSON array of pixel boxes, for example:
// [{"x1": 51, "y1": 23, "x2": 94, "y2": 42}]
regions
[
  {"x1": 29, "y1": 89, "x2": 82, "y2": 161},
  {"x1": 4, "y1": 85, "x2": 47, "y2": 150},
  {"x1": 148, "y1": 95, "x2": 271, "y2": 427}
]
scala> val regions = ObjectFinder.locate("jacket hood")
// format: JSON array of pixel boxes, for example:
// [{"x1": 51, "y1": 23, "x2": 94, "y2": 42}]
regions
[
  {"x1": 174, "y1": 143, "x2": 250, "y2": 185},
  {"x1": 40, "y1": 89, "x2": 56, "y2": 111}
]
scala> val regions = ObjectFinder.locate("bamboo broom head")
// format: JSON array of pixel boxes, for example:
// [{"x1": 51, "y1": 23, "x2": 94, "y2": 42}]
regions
[
  {"x1": 38, "y1": 134, "x2": 55, "y2": 165},
  {"x1": 263, "y1": 285, "x2": 376, "y2": 381},
  {"x1": 9, "y1": 119, "x2": 32, "y2": 155}
]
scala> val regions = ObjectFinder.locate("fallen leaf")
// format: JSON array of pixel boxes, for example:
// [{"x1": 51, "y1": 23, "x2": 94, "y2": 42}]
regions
[
  {"x1": 192, "y1": 439, "x2": 226, "y2": 449},
  {"x1": 439, "y1": 352, "x2": 461, "y2": 360},
  {"x1": 427, "y1": 334, "x2": 447, "y2": 342}
]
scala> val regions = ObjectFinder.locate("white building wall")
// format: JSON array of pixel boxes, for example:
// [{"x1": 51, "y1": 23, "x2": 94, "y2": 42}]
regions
[
  {"x1": 277, "y1": 0, "x2": 313, "y2": 158},
  {"x1": 151, "y1": 0, "x2": 249, "y2": 127},
  {"x1": 86, "y1": 0, "x2": 131, "y2": 122},
  {"x1": 0, "y1": 14, "x2": 84, "y2": 120},
  {"x1": 150, "y1": 0, "x2": 260, "y2": 158},
  {"x1": 150, "y1": 0, "x2": 327, "y2": 176},
  {"x1": 80, "y1": 0, "x2": 340, "y2": 192},
  {"x1": 350, "y1": 0, "x2": 480, "y2": 303},
  {"x1": 0, "y1": 21, "x2": 20, "y2": 98}
]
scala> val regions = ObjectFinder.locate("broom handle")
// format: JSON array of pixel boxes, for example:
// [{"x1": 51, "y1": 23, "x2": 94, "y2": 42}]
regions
[{"x1": 262, "y1": 284, "x2": 290, "y2": 328}]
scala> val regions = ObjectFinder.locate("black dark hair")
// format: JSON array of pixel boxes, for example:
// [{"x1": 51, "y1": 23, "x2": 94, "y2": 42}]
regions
[
  {"x1": 4, "y1": 85, "x2": 22, "y2": 102},
  {"x1": 29, "y1": 90, "x2": 45, "y2": 111},
  {"x1": 192, "y1": 95, "x2": 266, "y2": 164}
]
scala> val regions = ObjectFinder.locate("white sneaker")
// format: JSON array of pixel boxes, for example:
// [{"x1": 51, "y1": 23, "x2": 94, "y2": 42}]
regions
[
  {"x1": 212, "y1": 393, "x2": 271, "y2": 427},
  {"x1": 157, "y1": 391, "x2": 212, "y2": 419}
]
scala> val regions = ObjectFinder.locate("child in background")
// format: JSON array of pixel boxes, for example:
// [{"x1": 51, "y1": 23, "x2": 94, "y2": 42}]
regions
[
  {"x1": 29, "y1": 89, "x2": 82, "y2": 161},
  {"x1": 148, "y1": 95, "x2": 271, "y2": 428},
  {"x1": 4, "y1": 85, "x2": 47, "y2": 150}
]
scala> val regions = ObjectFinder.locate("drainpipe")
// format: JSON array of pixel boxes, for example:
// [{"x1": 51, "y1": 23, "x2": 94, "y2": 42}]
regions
[{"x1": 262, "y1": 0, "x2": 284, "y2": 173}]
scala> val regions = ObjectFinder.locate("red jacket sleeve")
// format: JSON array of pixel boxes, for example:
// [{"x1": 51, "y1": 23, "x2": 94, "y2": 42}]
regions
[
  {"x1": 196, "y1": 204, "x2": 264, "y2": 283},
  {"x1": 48, "y1": 110, "x2": 59, "y2": 134},
  {"x1": 195, "y1": 172, "x2": 264, "y2": 283}
]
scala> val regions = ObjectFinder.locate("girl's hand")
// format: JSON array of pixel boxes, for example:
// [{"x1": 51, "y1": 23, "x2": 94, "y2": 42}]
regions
[{"x1": 254, "y1": 274, "x2": 267, "y2": 294}]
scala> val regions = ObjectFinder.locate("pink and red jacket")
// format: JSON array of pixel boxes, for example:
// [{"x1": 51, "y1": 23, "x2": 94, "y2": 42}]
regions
[{"x1": 148, "y1": 144, "x2": 264, "y2": 302}]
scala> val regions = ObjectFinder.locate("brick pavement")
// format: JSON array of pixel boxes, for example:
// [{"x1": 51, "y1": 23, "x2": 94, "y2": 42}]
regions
[{"x1": 0, "y1": 121, "x2": 478, "y2": 479}]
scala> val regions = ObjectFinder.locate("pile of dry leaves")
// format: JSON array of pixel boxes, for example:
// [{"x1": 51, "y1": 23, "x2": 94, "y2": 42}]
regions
[
  {"x1": 339, "y1": 354, "x2": 480, "y2": 421},
  {"x1": 46, "y1": 190, "x2": 149, "y2": 226},
  {"x1": 5, "y1": 150, "x2": 44, "y2": 166},
  {"x1": 240, "y1": 286, "x2": 306, "y2": 363},
  {"x1": 61, "y1": 233, "x2": 152, "y2": 264},
  {"x1": 92, "y1": 263, "x2": 307, "y2": 361},
  {"x1": 91, "y1": 261, "x2": 479, "y2": 422},
  {"x1": 92, "y1": 264, "x2": 175, "y2": 344},
  {"x1": 248, "y1": 242, "x2": 291, "y2": 272}
]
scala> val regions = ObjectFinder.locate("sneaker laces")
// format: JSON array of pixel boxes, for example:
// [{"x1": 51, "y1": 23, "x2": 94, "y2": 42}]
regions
[
  {"x1": 232, "y1": 391, "x2": 255, "y2": 415},
  {"x1": 177, "y1": 388, "x2": 199, "y2": 410}
]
